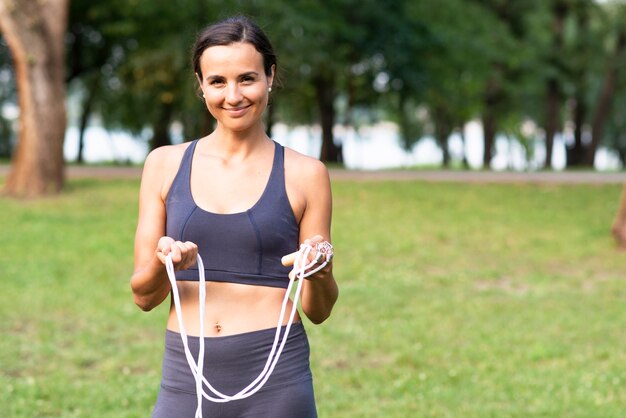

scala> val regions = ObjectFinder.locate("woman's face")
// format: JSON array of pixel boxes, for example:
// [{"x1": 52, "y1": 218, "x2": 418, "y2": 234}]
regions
[{"x1": 197, "y1": 42, "x2": 274, "y2": 133}]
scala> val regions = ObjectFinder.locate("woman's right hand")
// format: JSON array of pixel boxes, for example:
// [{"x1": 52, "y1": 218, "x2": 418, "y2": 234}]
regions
[{"x1": 155, "y1": 237, "x2": 198, "y2": 271}]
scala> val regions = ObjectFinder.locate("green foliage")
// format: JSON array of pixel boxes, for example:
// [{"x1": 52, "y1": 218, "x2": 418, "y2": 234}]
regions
[
  {"x1": 4, "y1": 0, "x2": 626, "y2": 167},
  {"x1": 67, "y1": 0, "x2": 255, "y2": 145},
  {"x1": 603, "y1": 89, "x2": 626, "y2": 164},
  {"x1": 264, "y1": 0, "x2": 393, "y2": 127},
  {"x1": 0, "y1": 178, "x2": 625, "y2": 416}
]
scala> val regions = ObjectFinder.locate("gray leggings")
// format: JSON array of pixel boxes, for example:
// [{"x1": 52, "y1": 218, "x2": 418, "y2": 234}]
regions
[{"x1": 151, "y1": 322, "x2": 317, "y2": 418}]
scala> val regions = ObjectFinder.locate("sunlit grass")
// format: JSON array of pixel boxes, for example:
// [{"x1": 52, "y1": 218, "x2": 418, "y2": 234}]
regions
[{"x1": 1, "y1": 178, "x2": 624, "y2": 417}]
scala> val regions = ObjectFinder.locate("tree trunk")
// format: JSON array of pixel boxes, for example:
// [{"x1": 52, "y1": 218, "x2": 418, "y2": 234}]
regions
[
  {"x1": 438, "y1": 131, "x2": 451, "y2": 168},
  {"x1": 567, "y1": 96, "x2": 587, "y2": 166},
  {"x1": 482, "y1": 111, "x2": 496, "y2": 168},
  {"x1": 0, "y1": 0, "x2": 69, "y2": 197},
  {"x1": 584, "y1": 29, "x2": 626, "y2": 166},
  {"x1": 544, "y1": 78, "x2": 560, "y2": 169},
  {"x1": 433, "y1": 106, "x2": 452, "y2": 168},
  {"x1": 611, "y1": 183, "x2": 626, "y2": 248},
  {"x1": 151, "y1": 101, "x2": 173, "y2": 150},
  {"x1": 567, "y1": 5, "x2": 590, "y2": 168},
  {"x1": 397, "y1": 90, "x2": 416, "y2": 151},
  {"x1": 482, "y1": 73, "x2": 502, "y2": 168},
  {"x1": 544, "y1": 1, "x2": 567, "y2": 169},
  {"x1": 460, "y1": 126, "x2": 469, "y2": 169},
  {"x1": 314, "y1": 74, "x2": 340, "y2": 163},
  {"x1": 77, "y1": 76, "x2": 99, "y2": 164}
]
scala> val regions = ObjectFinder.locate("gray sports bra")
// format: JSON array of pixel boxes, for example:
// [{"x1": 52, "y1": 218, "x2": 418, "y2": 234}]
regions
[{"x1": 165, "y1": 140, "x2": 299, "y2": 289}]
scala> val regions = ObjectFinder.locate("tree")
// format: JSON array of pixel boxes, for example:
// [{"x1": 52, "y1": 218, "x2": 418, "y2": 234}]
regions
[
  {"x1": 401, "y1": 0, "x2": 488, "y2": 167},
  {"x1": 565, "y1": 0, "x2": 594, "y2": 167},
  {"x1": 515, "y1": 0, "x2": 576, "y2": 170},
  {"x1": 612, "y1": 183, "x2": 626, "y2": 248},
  {"x1": 471, "y1": 0, "x2": 540, "y2": 168},
  {"x1": 373, "y1": 0, "x2": 431, "y2": 153},
  {"x1": 542, "y1": 0, "x2": 568, "y2": 169},
  {"x1": 0, "y1": 0, "x2": 69, "y2": 197},
  {"x1": 90, "y1": 0, "x2": 244, "y2": 150},
  {"x1": 563, "y1": 0, "x2": 626, "y2": 169},
  {"x1": 584, "y1": 6, "x2": 626, "y2": 166},
  {"x1": 268, "y1": 0, "x2": 391, "y2": 163},
  {"x1": 66, "y1": 0, "x2": 129, "y2": 163},
  {"x1": 602, "y1": 79, "x2": 626, "y2": 165}
]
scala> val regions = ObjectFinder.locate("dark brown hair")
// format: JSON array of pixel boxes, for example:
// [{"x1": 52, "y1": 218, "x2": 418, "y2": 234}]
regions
[{"x1": 192, "y1": 16, "x2": 277, "y2": 79}]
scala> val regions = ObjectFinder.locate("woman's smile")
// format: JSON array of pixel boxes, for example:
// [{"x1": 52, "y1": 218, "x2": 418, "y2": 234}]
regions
[{"x1": 222, "y1": 104, "x2": 252, "y2": 117}]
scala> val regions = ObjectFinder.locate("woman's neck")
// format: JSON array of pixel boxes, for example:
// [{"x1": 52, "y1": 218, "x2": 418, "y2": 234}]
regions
[{"x1": 204, "y1": 124, "x2": 271, "y2": 162}]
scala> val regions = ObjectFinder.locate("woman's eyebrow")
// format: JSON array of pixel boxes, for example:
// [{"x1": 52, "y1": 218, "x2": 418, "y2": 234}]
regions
[
  {"x1": 205, "y1": 74, "x2": 225, "y2": 81},
  {"x1": 205, "y1": 71, "x2": 260, "y2": 80}
]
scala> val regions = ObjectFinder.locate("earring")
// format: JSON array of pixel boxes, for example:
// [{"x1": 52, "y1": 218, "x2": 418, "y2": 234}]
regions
[{"x1": 268, "y1": 87, "x2": 272, "y2": 93}]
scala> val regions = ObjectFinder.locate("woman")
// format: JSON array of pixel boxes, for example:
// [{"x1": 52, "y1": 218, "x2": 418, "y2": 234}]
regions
[{"x1": 130, "y1": 16, "x2": 338, "y2": 418}]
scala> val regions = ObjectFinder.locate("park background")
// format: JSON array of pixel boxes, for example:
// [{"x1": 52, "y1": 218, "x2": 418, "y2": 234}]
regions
[{"x1": 1, "y1": 0, "x2": 626, "y2": 417}]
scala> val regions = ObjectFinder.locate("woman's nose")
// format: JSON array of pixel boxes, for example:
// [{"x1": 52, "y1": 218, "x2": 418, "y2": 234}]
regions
[{"x1": 225, "y1": 82, "x2": 243, "y2": 104}]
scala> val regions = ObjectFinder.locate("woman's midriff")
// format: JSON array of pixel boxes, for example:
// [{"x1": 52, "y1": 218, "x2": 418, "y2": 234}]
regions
[{"x1": 166, "y1": 280, "x2": 300, "y2": 337}]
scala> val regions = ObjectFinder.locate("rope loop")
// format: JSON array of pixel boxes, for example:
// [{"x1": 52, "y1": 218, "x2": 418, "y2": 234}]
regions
[{"x1": 164, "y1": 241, "x2": 332, "y2": 417}]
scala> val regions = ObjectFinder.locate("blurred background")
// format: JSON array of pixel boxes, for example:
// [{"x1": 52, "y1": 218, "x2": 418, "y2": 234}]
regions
[
  {"x1": 2, "y1": 0, "x2": 626, "y2": 185},
  {"x1": 0, "y1": 0, "x2": 626, "y2": 194}
]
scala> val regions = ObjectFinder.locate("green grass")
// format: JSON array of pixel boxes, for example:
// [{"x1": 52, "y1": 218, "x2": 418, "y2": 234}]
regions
[{"x1": 1, "y1": 178, "x2": 624, "y2": 417}]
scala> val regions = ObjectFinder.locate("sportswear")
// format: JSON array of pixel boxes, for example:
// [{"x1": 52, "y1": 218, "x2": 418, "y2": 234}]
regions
[{"x1": 165, "y1": 140, "x2": 299, "y2": 288}]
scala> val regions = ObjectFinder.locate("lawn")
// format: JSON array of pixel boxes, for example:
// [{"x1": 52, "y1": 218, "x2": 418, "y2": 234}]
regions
[{"x1": 0, "y1": 178, "x2": 624, "y2": 417}]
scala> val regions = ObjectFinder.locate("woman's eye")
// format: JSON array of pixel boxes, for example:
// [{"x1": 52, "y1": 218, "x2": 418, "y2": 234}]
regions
[
  {"x1": 241, "y1": 76, "x2": 255, "y2": 84},
  {"x1": 209, "y1": 79, "x2": 225, "y2": 86}
]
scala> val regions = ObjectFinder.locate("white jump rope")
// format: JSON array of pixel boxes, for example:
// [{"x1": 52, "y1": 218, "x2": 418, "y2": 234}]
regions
[{"x1": 164, "y1": 241, "x2": 333, "y2": 418}]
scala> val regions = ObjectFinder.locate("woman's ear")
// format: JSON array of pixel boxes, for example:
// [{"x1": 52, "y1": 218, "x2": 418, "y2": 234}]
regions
[
  {"x1": 195, "y1": 72, "x2": 205, "y2": 100},
  {"x1": 268, "y1": 65, "x2": 276, "y2": 89}
]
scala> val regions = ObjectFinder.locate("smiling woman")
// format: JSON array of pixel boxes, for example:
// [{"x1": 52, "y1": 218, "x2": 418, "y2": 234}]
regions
[
  {"x1": 130, "y1": 15, "x2": 338, "y2": 418},
  {"x1": 196, "y1": 43, "x2": 273, "y2": 132}
]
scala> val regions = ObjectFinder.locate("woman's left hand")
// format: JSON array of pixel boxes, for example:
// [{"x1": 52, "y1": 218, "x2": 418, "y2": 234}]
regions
[{"x1": 282, "y1": 235, "x2": 333, "y2": 280}]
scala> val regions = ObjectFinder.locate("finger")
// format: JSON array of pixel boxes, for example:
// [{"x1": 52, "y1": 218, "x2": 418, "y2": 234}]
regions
[
  {"x1": 308, "y1": 235, "x2": 324, "y2": 245},
  {"x1": 177, "y1": 241, "x2": 196, "y2": 265},
  {"x1": 180, "y1": 241, "x2": 192, "y2": 262},
  {"x1": 304, "y1": 251, "x2": 324, "y2": 268},
  {"x1": 175, "y1": 241, "x2": 188, "y2": 253},
  {"x1": 181, "y1": 241, "x2": 199, "y2": 267},
  {"x1": 157, "y1": 236, "x2": 175, "y2": 255},
  {"x1": 281, "y1": 251, "x2": 298, "y2": 267},
  {"x1": 184, "y1": 241, "x2": 198, "y2": 258},
  {"x1": 169, "y1": 242, "x2": 183, "y2": 263},
  {"x1": 156, "y1": 251, "x2": 167, "y2": 265}
]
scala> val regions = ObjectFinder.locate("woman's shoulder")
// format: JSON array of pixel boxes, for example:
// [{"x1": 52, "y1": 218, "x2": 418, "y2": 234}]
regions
[
  {"x1": 282, "y1": 145, "x2": 331, "y2": 205},
  {"x1": 143, "y1": 141, "x2": 194, "y2": 174},
  {"x1": 140, "y1": 141, "x2": 197, "y2": 200},
  {"x1": 283, "y1": 145, "x2": 329, "y2": 181},
  {"x1": 146, "y1": 141, "x2": 193, "y2": 165}
]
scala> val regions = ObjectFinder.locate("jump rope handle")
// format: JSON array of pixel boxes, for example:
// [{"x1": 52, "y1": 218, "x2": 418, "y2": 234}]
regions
[{"x1": 282, "y1": 241, "x2": 334, "y2": 268}]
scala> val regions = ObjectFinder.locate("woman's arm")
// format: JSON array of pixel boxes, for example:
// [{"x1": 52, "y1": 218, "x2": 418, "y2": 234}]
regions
[
  {"x1": 295, "y1": 159, "x2": 339, "y2": 324},
  {"x1": 130, "y1": 146, "x2": 197, "y2": 311}
]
